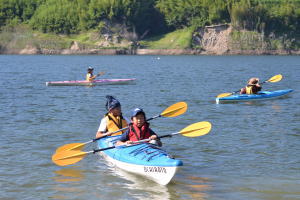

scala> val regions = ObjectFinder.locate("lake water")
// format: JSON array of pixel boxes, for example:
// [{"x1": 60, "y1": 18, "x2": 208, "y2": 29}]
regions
[{"x1": 0, "y1": 55, "x2": 299, "y2": 200}]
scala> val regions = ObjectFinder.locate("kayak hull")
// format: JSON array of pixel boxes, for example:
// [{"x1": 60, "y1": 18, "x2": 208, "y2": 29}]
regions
[
  {"x1": 216, "y1": 89, "x2": 293, "y2": 103},
  {"x1": 46, "y1": 78, "x2": 135, "y2": 86},
  {"x1": 97, "y1": 136, "x2": 183, "y2": 185}
]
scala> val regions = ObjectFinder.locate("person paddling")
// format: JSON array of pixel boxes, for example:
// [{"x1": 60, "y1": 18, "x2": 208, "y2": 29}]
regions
[
  {"x1": 116, "y1": 108, "x2": 162, "y2": 146},
  {"x1": 95, "y1": 96, "x2": 129, "y2": 139},
  {"x1": 86, "y1": 67, "x2": 97, "y2": 81},
  {"x1": 86, "y1": 67, "x2": 105, "y2": 81},
  {"x1": 240, "y1": 77, "x2": 262, "y2": 94}
]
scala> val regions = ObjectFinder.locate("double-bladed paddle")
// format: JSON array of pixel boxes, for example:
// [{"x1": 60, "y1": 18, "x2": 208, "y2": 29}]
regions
[
  {"x1": 216, "y1": 74, "x2": 283, "y2": 98},
  {"x1": 54, "y1": 102, "x2": 188, "y2": 153},
  {"x1": 52, "y1": 121, "x2": 212, "y2": 166},
  {"x1": 96, "y1": 71, "x2": 105, "y2": 77}
]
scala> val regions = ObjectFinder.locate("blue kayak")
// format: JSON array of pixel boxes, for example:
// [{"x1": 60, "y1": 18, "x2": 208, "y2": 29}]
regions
[
  {"x1": 97, "y1": 136, "x2": 183, "y2": 185},
  {"x1": 216, "y1": 89, "x2": 293, "y2": 103}
]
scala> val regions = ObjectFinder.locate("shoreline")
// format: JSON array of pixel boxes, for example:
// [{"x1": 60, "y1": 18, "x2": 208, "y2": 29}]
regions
[{"x1": 1, "y1": 48, "x2": 300, "y2": 55}]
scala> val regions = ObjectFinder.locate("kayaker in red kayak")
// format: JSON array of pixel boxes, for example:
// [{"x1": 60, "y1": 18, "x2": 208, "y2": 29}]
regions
[
  {"x1": 240, "y1": 77, "x2": 262, "y2": 94},
  {"x1": 95, "y1": 95, "x2": 128, "y2": 138},
  {"x1": 116, "y1": 108, "x2": 162, "y2": 146}
]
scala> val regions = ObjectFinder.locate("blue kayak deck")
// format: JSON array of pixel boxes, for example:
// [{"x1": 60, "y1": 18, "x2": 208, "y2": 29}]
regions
[
  {"x1": 97, "y1": 136, "x2": 183, "y2": 167},
  {"x1": 217, "y1": 89, "x2": 293, "y2": 102}
]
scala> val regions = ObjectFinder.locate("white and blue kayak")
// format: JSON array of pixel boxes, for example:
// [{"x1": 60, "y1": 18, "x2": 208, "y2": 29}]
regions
[
  {"x1": 97, "y1": 136, "x2": 183, "y2": 185},
  {"x1": 216, "y1": 89, "x2": 293, "y2": 103}
]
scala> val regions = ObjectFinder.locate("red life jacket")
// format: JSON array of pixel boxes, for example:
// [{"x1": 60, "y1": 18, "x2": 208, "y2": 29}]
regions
[{"x1": 128, "y1": 123, "x2": 152, "y2": 141}]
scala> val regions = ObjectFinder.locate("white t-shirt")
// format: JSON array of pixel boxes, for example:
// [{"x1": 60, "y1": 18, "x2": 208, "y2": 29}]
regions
[{"x1": 97, "y1": 116, "x2": 129, "y2": 133}]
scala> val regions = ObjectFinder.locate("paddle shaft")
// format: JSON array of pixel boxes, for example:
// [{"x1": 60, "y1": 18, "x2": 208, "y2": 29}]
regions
[
  {"x1": 146, "y1": 114, "x2": 161, "y2": 121},
  {"x1": 90, "y1": 132, "x2": 177, "y2": 154},
  {"x1": 132, "y1": 133, "x2": 177, "y2": 143}
]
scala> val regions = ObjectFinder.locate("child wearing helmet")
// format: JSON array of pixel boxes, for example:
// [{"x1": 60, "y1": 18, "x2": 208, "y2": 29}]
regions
[{"x1": 116, "y1": 108, "x2": 161, "y2": 146}]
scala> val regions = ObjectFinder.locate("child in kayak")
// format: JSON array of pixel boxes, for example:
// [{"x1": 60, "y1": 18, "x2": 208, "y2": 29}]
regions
[
  {"x1": 240, "y1": 77, "x2": 262, "y2": 94},
  {"x1": 86, "y1": 67, "x2": 97, "y2": 81},
  {"x1": 86, "y1": 67, "x2": 105, "y2": 81},
  {"x1": 116, "y1": 108, "x2": 162, "y2": 146},
  {"x1": 95, "y1": 96, "x2": 129, "y2": 138}
]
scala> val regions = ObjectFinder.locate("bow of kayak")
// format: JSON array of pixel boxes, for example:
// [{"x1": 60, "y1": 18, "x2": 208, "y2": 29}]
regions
[
  {"x1": 216, "y1": 89, "x2": 293, "y2": 103},
  {"x1": 97, "y1": 136, "x2": 183, "y2": 185},
  {"x1": 46, "y1": 78, "x2": 136, "y2": 86}
]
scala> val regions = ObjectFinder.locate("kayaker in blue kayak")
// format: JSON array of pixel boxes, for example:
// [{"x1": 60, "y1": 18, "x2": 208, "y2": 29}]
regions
[
  {"x1": 240, "y1": 77, "x2": 262, "y2": 94},
  {"x1": 95, "y1": 95, "x2": 129, "y2": 138},
  {"x1": 116, "y1": 108, "x2": 162, "y2": 146}
]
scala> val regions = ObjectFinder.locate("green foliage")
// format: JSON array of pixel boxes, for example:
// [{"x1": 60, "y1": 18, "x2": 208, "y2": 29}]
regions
[
  {"x1": 229, "y1": 30, "x2": 265, "y2": 50},
  {"x1": 140, "y1": 28, "x2": 193, "y2": 49},
  {"x1": 156, "y1": 0, "x2": 231, "y2": 29},
  {"x1": 29, "y1": 0, "x2": 82, "y2": 34},
  {"x1": 230, "y1": 0, "x2": 300, "y2": 36},
  {"x1": 87, "y1": 0, "x2": 167, "y2": 36},
  {"x1": 0, "y1": 0, "x2": 42, "y2": 26},
  {"x1": 0, "y1": 0, "x2": 299, "y2": 41}
]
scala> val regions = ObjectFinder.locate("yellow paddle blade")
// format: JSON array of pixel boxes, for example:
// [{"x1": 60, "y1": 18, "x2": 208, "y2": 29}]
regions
[
  {"x1": 52, "y1": 150, "x2": 88, "y2": 166},
  {"x1": 160, "y1": 102, "x2": 188, "y2": 117},
  {"x1": 216, "y1": 93, "x2": 233, "y2": 98},
  {"x1": 55, "y1": 143, "x2": 85, "y2": 153},
  {"x1": 180, "y1": 121, "x2": 212, "y2": 137},
  {"x1": 267, "y1": 74, "x2": 282, "y2": 83}
]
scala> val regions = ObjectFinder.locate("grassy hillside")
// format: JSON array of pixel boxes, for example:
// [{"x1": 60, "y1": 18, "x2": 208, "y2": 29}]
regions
[{"x1": 139, "y1": 28, "x2": 193, "y2": 49}]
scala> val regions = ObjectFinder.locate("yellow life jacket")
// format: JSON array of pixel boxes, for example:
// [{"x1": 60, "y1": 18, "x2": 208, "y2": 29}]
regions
[
  {"x1": 246, "y1": 85, "x2": 254, "y2": 94},
  {"x1": 105, "y1": 113, "x2": 128, "y2": 136},
  {"x1": 86, "y1": 73, "x2": 95, "y2": 81},
  {"x1": 86, "y1": 73, "x2": 91, "y2": 81}
]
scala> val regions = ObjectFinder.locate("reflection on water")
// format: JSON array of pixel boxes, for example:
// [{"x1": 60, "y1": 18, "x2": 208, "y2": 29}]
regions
[
  {"x1": 271, "y1": 103, "x2": 281, "y2": 112},
  {"x1": 51, "y1": 167, "x2": 86, "y2": 199},
  {"x1": 174, "y1": 175, "x2": 212, "y2": 200},
  {"x1": 53, "y1": 167, "x2": 85, "y2": 182}
]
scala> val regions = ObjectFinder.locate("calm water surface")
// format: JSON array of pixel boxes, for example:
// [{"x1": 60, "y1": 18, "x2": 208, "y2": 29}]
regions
[{"x1": 0, "y1": 55, "x2": 299, "y2": 200}]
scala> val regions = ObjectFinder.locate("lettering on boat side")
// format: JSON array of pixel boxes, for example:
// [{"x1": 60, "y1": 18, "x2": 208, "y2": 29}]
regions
[{"x1": 144, "y1": 166, "x2": 167, "y2": 174}]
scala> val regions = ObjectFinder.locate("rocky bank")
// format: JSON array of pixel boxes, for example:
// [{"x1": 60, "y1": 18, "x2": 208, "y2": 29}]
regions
[{"x1": 1, "y1": 25, "x2": 299, "y2": 55}]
